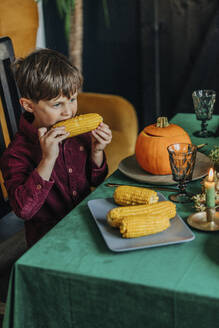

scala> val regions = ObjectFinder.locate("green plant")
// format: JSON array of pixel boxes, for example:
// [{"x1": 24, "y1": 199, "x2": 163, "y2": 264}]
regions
[
  {"x1": 36, "y1": 0, "x2": 109, "y2": 40},
  {"x1": 55, "y1": 0, "x2": 76, "y2": 39},
  {"x1": 192, "y1": 192, "x2": 219, "y2": 212},
  {"x1": 192, "y1": 171, "x2": 219, "y2": 211},
  {"x1": 209, "y1": 146, "x2": 219, "y2": 171}
]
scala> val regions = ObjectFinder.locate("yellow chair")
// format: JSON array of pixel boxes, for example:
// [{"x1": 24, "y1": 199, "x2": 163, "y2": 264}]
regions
[
  {"x1": 0, "y1": 0, "x2": 38, "y2": 58},
  {"x1": 78, "y1": 92, "x2": 138, "y2": 177}
]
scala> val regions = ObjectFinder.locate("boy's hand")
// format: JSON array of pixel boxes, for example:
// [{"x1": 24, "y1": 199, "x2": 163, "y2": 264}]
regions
[
  {"x1": 37, "y1": 127, "x2": 69, "y2": 181},
  {"x1": 91, "y1": 122, "x2": 112, "y2": 153},
  {"x1": 91, "y1": 122, "x2": 112, "y2": 167},
  {"x1": 38, "y1": 127, "x2": 69, "y2": 161}
]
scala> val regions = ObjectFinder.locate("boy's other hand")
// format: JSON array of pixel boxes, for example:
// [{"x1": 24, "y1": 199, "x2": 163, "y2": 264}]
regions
[
  {"x1": 38, "y1": 127, "x2": 69, "y2": 162},
  {"x1": 91, "y1": 122, "x2": 112, "y2": 153}
]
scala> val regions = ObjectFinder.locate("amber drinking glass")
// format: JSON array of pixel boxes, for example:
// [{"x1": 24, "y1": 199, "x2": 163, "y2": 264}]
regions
[
  {"x1": 192, "y1": 89, "x2": 216, "y2": 137},
  {"x1": 167, "y1": 143, "x2": 197, "y2": 203}
]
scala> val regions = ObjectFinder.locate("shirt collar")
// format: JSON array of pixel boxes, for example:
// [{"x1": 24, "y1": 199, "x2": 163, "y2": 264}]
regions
[{"x1": 19, "y1": 112, "x2": 39, "y2": 144}]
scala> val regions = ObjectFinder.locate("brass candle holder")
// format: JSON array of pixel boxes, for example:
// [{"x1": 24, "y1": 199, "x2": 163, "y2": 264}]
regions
[
  {"x1": 188, "y1": 168, "x2": 219, "y2": 231},
  {"x1": 187, "y1": 207, "x2": 219, "y2": 231}
]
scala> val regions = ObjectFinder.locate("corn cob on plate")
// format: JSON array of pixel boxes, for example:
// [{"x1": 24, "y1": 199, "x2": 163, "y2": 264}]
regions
[
  {"x1": 120, "y1": 215, "x2": 170, "y2": 238},
  {"x1": 87, "y1": 194, "x2": 195, "y2": 252},
  {"x1": 107, "y1": 200, "x2": 176, "y2": 228},
  {"x1": 53, "y1": 113, "x2": 103, "y2": 138},
  {"x1": 108, "y1": 200, "x2": 176, "y2": 238},
  {"x1": 114, "y1": 185, "x2": 159, "y2": 206}
]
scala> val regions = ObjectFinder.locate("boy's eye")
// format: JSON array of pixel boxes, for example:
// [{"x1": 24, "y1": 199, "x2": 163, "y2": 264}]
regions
[
  {"x1": 70, "y1": 98, "x2": 76, "y2": 103},
  {"x1": 53, "y1": 103, "x2": 61, "y2": 108}
]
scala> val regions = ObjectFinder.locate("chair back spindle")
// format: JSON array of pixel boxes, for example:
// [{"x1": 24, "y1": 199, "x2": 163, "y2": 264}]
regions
[{"x1": 0, "y1": 36, "x2": 24, "y2": 241}]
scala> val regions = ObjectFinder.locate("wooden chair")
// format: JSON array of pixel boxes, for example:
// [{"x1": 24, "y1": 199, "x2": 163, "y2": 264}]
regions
[{"x1": 0, "y1": 37, "x2": 26, "y2": 304}]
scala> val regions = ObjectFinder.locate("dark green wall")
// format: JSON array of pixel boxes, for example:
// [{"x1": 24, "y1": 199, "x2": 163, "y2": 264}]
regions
[
  {"x1": 43, "y1": 1, "x2": 68, "y2": 57},
  {"x1": 83, "y1": 0, "x2": 141, "y2": 122},
  {"x1": 43, "y1": 0, "x2": 219, "y2": 130}
]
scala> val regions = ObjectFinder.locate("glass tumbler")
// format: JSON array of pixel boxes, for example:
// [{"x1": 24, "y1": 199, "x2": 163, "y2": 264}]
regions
[{"x1": 167, "y1": 143, "x2": 197, "y2": 203}]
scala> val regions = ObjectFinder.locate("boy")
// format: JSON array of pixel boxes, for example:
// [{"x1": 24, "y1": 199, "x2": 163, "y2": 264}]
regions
[{"x1": 0, "y1": 48, "x2": 112, "y2": 248}]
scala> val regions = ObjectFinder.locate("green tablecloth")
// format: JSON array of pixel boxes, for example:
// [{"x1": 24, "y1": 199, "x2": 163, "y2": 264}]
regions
[{"x1": 3, "y1": 113, "x2": 219, "y2": 328}]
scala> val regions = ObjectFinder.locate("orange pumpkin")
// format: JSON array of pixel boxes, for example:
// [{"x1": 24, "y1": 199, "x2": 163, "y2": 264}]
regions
[{"x1": 135, "y1": 117, "x2": 191, "y2": 175}]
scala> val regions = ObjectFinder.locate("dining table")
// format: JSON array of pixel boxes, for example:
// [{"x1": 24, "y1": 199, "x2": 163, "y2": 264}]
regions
[{"x1": 2, "y1": 113, "x2": 219, "y2": 328}]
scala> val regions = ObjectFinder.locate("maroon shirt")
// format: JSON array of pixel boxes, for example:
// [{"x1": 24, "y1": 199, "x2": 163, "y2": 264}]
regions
[{"x1": 0, "y1": 113, "x2": 108, "y2": 247}]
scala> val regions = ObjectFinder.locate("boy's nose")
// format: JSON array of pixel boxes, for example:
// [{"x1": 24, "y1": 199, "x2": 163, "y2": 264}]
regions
[{"x1": 62, "y1": 105, "x2": 73, "y2": 117}]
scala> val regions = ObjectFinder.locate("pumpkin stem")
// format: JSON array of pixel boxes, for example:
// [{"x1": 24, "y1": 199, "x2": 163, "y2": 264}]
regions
[{"x1": 156, "y1": 117, "x2": 169, "y2": 128}]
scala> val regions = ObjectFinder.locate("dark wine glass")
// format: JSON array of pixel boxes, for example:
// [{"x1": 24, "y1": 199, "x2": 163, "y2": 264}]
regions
[
  {"x1": 192, "y1": 89, "x2": 216, "y2": 138},
  {"x1": 167, "y1": 143, "x2": 197, "y2": 203}
]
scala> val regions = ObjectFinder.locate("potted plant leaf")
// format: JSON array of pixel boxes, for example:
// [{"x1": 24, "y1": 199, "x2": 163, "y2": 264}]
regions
[{"x1": 37, "y1": 0, "x2": 109, "y2": 73}]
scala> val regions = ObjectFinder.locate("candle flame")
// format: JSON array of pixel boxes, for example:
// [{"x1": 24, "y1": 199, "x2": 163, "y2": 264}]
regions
[{"x1": 208, "y1": 168, "x2": 214, "y2": 182}]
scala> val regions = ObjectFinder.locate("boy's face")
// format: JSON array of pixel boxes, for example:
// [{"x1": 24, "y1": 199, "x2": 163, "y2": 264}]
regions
[{"x1": 20, "y1": 93, "x2": 78, "y2": 128}]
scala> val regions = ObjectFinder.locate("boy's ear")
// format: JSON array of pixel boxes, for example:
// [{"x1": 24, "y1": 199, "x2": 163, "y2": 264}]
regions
[{"x1": 20, "y1": 98, "x2": 34, "y2": 113}]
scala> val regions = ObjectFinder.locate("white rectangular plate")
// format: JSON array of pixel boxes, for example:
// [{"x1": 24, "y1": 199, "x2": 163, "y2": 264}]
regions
[{"x1": 87, "y1": 193, "x2": 195, "y2": 252}]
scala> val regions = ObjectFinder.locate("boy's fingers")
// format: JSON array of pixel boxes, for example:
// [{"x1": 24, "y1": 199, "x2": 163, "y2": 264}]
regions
[
  {"x1": 50, "y1": 130, "x2": 70, "y2": 141},
  {"x1": 95, "y1": 125, "x2": 112, "y2": 137},
  {"x1": 92, "y1": 129, "x2": 112, "y2": 141},
  {"x1": 99, "y1": 122, "x2": 110, "y2": 129},
  {"x1": 38, "y1": 127, "x2": 68, "y2": 142},
  {"x1": 38, "y1": 127, "x2": 47, "y2": 138},
  {"x1": 92, "y1": 133, "x2": 111, "y2": 146},
  {"x1": 46, "y1": 127, "x2": 67, "y2": 137},
  {"x1": 56, "y1": 134, "x2": 69, "y2": 142}
]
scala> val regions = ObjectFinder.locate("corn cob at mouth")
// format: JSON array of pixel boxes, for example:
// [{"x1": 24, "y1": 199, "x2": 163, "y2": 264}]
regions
[
  {"x1": 53, "y1": 113, "x2": 103, "y2": 137},
  {"x1": 114, "y1": 185, "x2": 158, "y2": 206},
  {"x1": 120, "y1": 215, "x2": 170, "y2": 238},
  {"x1": 107, "y1": 200, "x2": 176, "y2": 228}
]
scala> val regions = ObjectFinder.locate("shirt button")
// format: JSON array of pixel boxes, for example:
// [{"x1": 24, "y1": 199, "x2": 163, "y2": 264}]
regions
[
  {"x1": 72, "y1": 190, "x2": 77, "y2": 196},
  {"x1": 36, "y1": 184, "x2": 42, "y2": 190},
  {"x1": 79, "y1": 146, "x2": 84, "y2": 151},
  {"x1": 68, "y1": 168, "x2": 73, "y2": 173}
]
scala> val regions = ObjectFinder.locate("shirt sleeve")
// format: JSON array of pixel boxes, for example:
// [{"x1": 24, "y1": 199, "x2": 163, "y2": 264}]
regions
[
  {"x1": 90, "y1": 151, "x2": 108, "y2": 186},
  {"x1": 1, "y1": 153, "x2": 54, "y2": 220}
]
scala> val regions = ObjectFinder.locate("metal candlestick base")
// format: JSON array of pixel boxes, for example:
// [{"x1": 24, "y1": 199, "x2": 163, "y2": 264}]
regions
[{"x1": 187, "y1": 209, "x2": 219, "y2": 231}]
